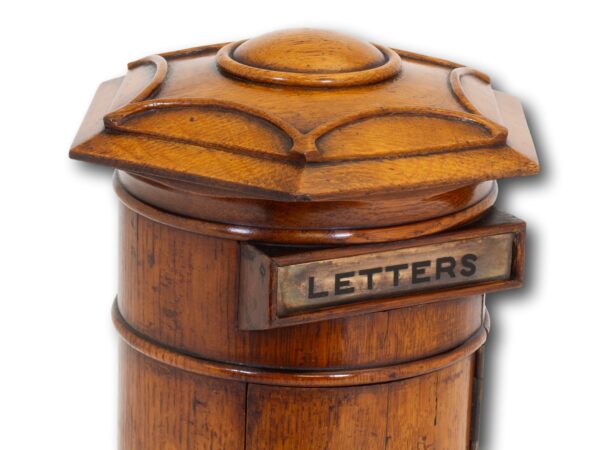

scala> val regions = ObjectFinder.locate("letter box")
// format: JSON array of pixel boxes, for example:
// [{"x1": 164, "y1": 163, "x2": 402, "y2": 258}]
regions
[{"x1": 70, "y1": 28, "x2": 539, "y2": 450}]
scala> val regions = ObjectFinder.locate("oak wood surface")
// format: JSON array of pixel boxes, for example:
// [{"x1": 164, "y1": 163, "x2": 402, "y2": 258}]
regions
[
  {"x1": 70, "y1": 29, "x2": 538, "y2": 202},
  {"x1": 115, "y1": 172, "x2": 499, "y2": 245},
  {"x1": 118, "y1": 171, "x2": 496, "y2": 230},
  {"x1": 119, "y1": 343, "x2": 246, "y2": 450},
  {"x1": 68, "y1": 28, "x2": 538, "y2": 450},
  {"x1": 118, "y1": 204, "x2": 486, "y2": 370},
  {"x1": 114, "y1": 300, "x2": 488, "y2": 387},
  {"x1": 120, "y1": 338, "x2": 475, "y2": 450}
]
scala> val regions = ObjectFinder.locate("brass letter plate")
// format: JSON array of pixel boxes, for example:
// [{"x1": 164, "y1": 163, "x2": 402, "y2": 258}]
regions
[
  {"x1": 277, "y1": 234, "x2": 512, "y2": 315},
  {"x1": 239, "y1": 209, "x2": 525, "y2": 330}
]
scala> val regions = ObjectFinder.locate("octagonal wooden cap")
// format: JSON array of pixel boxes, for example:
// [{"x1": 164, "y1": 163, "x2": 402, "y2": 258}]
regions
[{"x1": 70, "y1": 28, "x2": 538, "y2": 201}]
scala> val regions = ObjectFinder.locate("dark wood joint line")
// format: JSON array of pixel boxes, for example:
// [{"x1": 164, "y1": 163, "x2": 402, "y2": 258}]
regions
[{"x1": 469, "y1": 344, "x2": 487, "y2": 450}]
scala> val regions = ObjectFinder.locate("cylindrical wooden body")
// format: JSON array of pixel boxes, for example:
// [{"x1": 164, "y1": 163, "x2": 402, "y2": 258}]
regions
[
  {"x1": 68, "y1": 26, "x2": 536, "y2": 450},
  {"x1": 115, "y1": 182, "x2": 488, "y2": 450}
]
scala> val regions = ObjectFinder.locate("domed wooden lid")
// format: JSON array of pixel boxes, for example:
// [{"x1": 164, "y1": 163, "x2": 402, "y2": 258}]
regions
[
  {"x1": 70, "y1": 28, "x2": 538, "y2": 201},
  {"x1": 233, "y1": 29, "x2": 386, "y2": 73},
  {"x1": 217, "y1": 29, "x2": 401, "y2": 87}
]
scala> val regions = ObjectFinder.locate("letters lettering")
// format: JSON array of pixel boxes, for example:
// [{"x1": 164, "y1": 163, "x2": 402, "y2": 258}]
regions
[
  {"x1": 308, "y1": 276, "x2": 328, "y2": 299},
  {"x1": 274, "y1": 233, "x2": 514, "y2": 316},
  {"x1": 307, "y1": 253, "x2": 479, "y2": 299}
]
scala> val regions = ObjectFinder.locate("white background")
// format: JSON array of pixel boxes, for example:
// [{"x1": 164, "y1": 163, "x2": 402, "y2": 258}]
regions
[{"x1": 1, "y1": 1, "x2": 598, "y2": 449}]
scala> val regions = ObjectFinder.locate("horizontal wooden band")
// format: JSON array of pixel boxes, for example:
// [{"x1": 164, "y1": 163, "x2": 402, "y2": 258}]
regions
[
  {"x1": 113, "y1": 300, "x2": 489, "y2": 387},
  {"x1": 114, "y1": 173, "x2": 498, "y2": 245}
]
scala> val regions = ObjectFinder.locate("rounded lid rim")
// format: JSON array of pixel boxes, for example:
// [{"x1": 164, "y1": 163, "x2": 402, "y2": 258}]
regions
[{"x1": 216, "y1": 40, "x2": 402, "y2": 87}]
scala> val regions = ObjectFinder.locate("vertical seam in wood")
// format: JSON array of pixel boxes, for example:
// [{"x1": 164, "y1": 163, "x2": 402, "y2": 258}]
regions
[
  {"x1": 433, "y1": 372, "x2": 439, "y2": 427},
  {"x1": 233, "y1": 241, "x2": 242, "y2": 344},
  {"x1": 384, "y1": 382, "x2": 391, "y2": 449},
  {"x1": 469, "y1": 346, "x2": 485, "y2": 450},
  {"x1": 243, "y1": 383, "x2": 249, "y2": 450}
]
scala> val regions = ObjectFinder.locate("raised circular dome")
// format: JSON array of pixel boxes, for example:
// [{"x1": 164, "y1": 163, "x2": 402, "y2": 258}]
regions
[
  {"x1": 233, "y1": 28, "x2": 386, "y2": 73},
  {"x1": 216, "y1": 28, "x2": 402, "y2": 87}
]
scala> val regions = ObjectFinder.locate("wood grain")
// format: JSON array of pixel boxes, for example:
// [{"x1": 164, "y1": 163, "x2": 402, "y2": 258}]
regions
[
  {"x1": 114, "y1": 301, "x2": 488, "y2": 387},
  {"x1": 115, "y1": 173, "x2": 499, "y2": 244},
  {"x1": 68, "y1": 28, "x2": 537, "y2": 450},
  {"x1": 118, "y1": 171, "x2": 496, "y2": 231},
  {"x1": 118, "y1": 204, "x2": 487, "y2": 370},
  {"x1": 385, "y1": 357, "x2": 475, "y2": 450},
  {"x1": 119, "y1": 343, "x2": 246, "y2": 450},
  {"x1": 70, "y1": 28, "x2": 538, "y2": 201},
  {"x1": 245, "y1": 383, "x2": 389, "y2": 450},
  {"x1": 244, "y1": 357, "x2": 474, "y2": 450},
  {"x1": 120, "y1": 337, "x2": 476, "y2": 450}
]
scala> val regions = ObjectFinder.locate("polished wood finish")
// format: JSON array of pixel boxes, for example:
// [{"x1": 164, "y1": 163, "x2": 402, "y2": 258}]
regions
[
  {"x1": 114, "y1": 294, "x2": 489, "y2": 387},
  {"x1": 70, "y1": 28, "x2": 538, "y2": 449},
  {"x1": 72, "y1": 26, "x2": 538, "y2": 243},
  {"x1": 70, "y1": 28, "x2": 538, "y2": 202},
  {"x1": 115, "y1": 172, "x2": 499, "y2": 244},
  {"x1": 118, "y1": 204, "x2": 487, "y2": 370},
  {"x1": 118, "y1": 171, "x2": 496, "y2": 231},
  {"x1": 246, "y1": 357, "x2": 474, "y2": 450},
  {"x1": 119, "y1": 342, "x2": 246, "y2": 449},
  {"x1": 120, "y1": 339, "x2": 476, "y2": 450}
]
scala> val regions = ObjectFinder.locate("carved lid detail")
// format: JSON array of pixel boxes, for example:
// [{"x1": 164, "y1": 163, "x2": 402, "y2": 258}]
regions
[
  {"x1": 216, "y1": 29, "x2": 402, "y2": 87},
  {"x1": 70, "y1": 28, "x2": 538, "y2": 200}
]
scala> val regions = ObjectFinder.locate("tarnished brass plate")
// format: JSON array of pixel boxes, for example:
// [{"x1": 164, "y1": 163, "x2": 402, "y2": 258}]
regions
[
  {"x1": 276, "y1": 234, "x2": 514, "y2": 315},
  {"x1": 239, "y1": 209, "x2": 524, "y2": 330}
]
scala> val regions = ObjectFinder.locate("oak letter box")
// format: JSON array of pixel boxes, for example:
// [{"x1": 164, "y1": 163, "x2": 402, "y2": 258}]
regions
[{"x1": 70, "y1": 28, "x2": 539, "y2": 450}]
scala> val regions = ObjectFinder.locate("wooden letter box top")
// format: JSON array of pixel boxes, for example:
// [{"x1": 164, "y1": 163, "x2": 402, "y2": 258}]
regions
[
  {"x1": 70, "y1": 28, "x2": 538, "y2": 245},
  {"x1": 71, "y1": 28, "x2": 539, "y2": 330}
]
